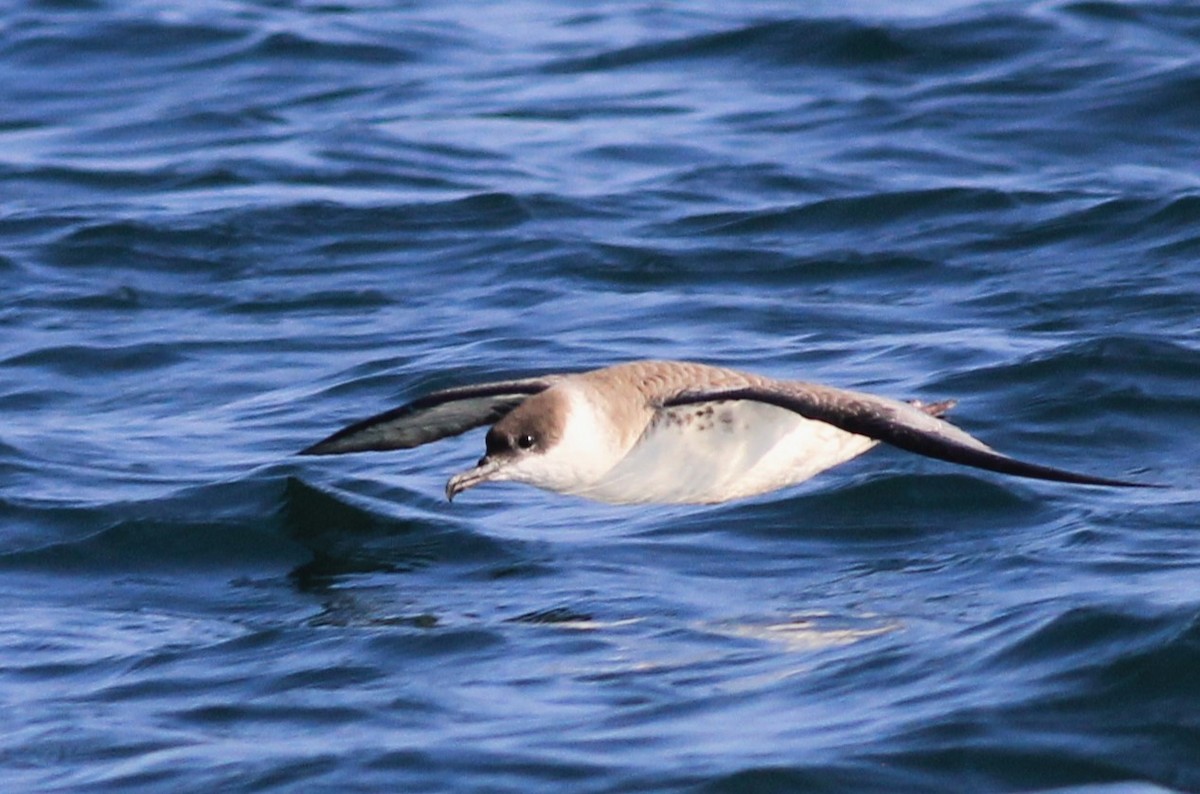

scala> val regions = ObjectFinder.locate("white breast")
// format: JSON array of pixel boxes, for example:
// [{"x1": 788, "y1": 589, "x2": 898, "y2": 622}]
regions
[{"x1": 567, "y1": 401, "x2": 878, "y2": 504}]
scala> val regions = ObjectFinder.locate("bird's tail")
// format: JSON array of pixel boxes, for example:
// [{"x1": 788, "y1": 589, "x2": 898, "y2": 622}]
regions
[{"x1": 909, "y1": 398, "x2": 956, "y2": 418}]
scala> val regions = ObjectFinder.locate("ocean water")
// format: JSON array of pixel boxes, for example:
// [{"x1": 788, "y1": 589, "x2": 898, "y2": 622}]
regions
[{"x1": 2, "y1": 0, "x2": 1199, "y2": 791}]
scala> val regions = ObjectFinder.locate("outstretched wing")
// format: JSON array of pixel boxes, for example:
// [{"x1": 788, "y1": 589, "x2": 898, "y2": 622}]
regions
[
  {"x1": 662, "y1": 384, "x2": 1154, "y2": 488},
  {"x1": 300, "y1": 377, "x2": 556, "y2": 455}
]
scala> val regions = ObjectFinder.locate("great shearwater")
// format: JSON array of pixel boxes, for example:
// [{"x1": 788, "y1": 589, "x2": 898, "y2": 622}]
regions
[{"x1": 300, "y1": 360, "x2": 1152, "y2": 504}]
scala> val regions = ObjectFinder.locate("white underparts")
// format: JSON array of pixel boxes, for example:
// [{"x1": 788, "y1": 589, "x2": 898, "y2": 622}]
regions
[{"x1": 564, "y1": 401, "x2": 876, "y2": 505}]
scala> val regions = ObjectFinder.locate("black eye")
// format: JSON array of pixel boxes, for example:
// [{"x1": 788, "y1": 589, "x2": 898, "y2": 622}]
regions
[{"x1": 517, "y1": 433, "x2": 535, "y2": 449}]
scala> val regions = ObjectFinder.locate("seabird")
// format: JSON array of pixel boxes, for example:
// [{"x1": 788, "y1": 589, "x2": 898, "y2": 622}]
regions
[{"x1": 300, "y1": 360, "x2": 1153, "y2": 504}]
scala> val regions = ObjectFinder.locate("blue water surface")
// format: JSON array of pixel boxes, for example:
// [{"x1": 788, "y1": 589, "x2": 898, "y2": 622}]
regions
[{"x1": 2, "y1": 1, "x2": 1198, "y2": 791}]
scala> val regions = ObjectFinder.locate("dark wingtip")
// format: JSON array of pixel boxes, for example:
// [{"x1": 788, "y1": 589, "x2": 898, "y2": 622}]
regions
[
  {"x1": 1002, "y1": 467, "x2": 1166, "y2": 489},
  {"x1": 297, "y1": 425, "x2": 373, "y2": 455},
  {"x1": 296, "y1": 441, "x2": 330, "y2": 456},
  {"x1": 295, "y1": 412, "x2": 404, "y2": 457},
  {"x1": 296, "y1": 432, "x2": 376, "y2": 456},
  {"x1": 1097, "y1": 477, "x2": 1169, "y2": 489}
]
